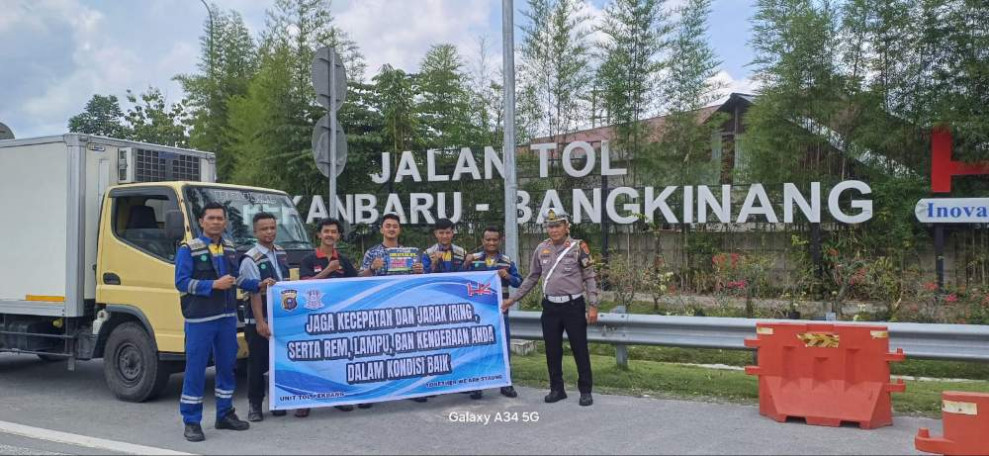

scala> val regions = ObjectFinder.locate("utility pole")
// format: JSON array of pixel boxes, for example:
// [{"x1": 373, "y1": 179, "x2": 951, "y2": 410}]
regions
[{"x1": 502, "y1": 0, "x2": 519, "y2": 308}]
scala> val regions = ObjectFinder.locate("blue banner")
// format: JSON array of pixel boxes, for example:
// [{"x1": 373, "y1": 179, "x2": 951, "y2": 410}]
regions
[{"x1": 266, "y1": 271, "x2": 510, "y2": 410}]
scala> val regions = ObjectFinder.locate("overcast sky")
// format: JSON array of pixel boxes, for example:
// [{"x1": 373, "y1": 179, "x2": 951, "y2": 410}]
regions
[{"x1": 0, "y1": 0, "x2": 759, "y2": 139}]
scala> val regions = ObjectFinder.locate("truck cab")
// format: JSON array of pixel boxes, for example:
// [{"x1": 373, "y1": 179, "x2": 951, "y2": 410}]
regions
[
  {"x1": 0, "y1": 134, "x2": 312, "y2": 402},
  {"x1": 96, "y1": 181, "x2": 312, "y2": 401}
]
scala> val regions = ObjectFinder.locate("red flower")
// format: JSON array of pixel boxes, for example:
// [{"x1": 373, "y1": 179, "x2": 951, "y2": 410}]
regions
[
  {"x1": 730, "y1": 253, "x2": 740, "y2": 267},
  {"x1": 945, "y1": 294, "x2": 958, "y2": 303},
  {"x1": 923, "y1": 282, "x2": 938, "y2": 292}
]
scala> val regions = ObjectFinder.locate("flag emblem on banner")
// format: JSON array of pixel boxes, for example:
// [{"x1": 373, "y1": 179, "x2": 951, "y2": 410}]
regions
[{"x1": 467, "y1": 282, "x2": 493, "y2": 297}]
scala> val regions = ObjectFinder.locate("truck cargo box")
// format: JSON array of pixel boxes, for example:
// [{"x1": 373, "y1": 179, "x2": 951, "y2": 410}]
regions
[{"x1": 0, "y1": 134, "x2": 215, "y2": 318}]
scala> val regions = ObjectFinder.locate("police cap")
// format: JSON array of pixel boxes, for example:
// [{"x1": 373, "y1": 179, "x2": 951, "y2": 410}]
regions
[{"x1": 542, "y1": 208, "x2": 570, "y2": 227}]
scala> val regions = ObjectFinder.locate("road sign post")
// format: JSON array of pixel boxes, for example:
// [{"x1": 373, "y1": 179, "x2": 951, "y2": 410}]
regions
[{"x1": 312, "y1": 46, "x2": 348, "y2": 220}]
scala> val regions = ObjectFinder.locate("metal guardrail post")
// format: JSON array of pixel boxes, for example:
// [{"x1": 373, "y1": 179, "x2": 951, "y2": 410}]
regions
[{"x1": 611, "y1": 306, "x2": 628, "y2": 369}]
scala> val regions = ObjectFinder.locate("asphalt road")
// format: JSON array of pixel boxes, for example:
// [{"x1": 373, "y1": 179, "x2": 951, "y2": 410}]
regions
[{"x1": 0, "y1": 353, "x2": 939, "y2": 455}]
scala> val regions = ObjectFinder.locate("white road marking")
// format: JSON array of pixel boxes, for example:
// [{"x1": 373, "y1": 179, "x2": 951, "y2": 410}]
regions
[{"x1": 0, "y1": 421, "x2": 193, "y2": 456}]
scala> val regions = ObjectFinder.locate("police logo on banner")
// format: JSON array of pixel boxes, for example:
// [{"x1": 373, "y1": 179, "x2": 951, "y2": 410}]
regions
[
  {"x1": 281, "y1": 290, "x2": 298, "y2": 311},
  {"x1": 304, "y1": 289, "x2": 324, "y2": 310}
]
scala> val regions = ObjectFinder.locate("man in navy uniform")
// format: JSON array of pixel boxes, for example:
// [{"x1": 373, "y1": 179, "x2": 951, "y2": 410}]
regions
[
  {"x1": 501, "y1": 209, "x2": 599, "y2": 406},
  {"x1": 464, "y1": 225, "x2": 523, "y2": 399},
  {"x1": 421, "y1": 218, "x2": 467, "y2": 273},
  {"x1": 174, "y1": 202, "x2": 251, "y2": 442},
  {"x1": 238, "y1": 212, "x2": 289, "y2": 422}
]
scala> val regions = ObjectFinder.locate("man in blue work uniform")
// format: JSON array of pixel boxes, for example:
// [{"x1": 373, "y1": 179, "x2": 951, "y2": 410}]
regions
[
  {"x1": 464, "y1": 225, "x2": 523, "y2": 399},
  {"x1": 421, "y1": 218, "x2": 467, "y2": 274},
  {"x1": 238, "y1": 212, "x2": 289, "y2": 423},
  {"x1": 422, "y1": 218, "x2": 479, "y2": 401},
  {"x1": 175, "y1": 202, "x2": 251, "y2": 442}
]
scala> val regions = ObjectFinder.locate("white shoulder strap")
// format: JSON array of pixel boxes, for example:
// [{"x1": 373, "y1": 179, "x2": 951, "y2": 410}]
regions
[{"x1": 542, "y1": 242, "x2": 578, "y2": 294}]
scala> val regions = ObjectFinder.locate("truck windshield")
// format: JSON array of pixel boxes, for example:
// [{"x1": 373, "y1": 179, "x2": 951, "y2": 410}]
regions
[{"x1": 184, "y1": 186, "x2": 311, "y2": 250}]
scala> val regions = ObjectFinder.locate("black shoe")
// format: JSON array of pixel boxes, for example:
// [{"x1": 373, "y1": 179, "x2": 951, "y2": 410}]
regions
[
  {"x1": 469, "y1": 390, "x2": 483, "y2": 400},
  {"x1": 271, "y1": 410, "x2": 287, "y2": 417},
  {"x1": 500, "y1": 386, "x2": 518, "y2": 398},
  {"x1": 544, "y1": 390, "x2": 567, "y2": 403},
  {"x1": 579, "y1": 393, "x2": 593, "y2": 406},
  {"x1": 248, "y1": 403, "x2": 263, "y2": 422},
  {"x1": 184, "y1": 423, "x2": 205, "y2": 442},
  {"x1": 335, "y1": 405, "x2": 355, "y2": 412},
  {"x1": 215, "y1": 410, "x2": 250, "y2": 431},
  {"x1": 357, "y1": 403, "x2": 373, "y2": 409}
]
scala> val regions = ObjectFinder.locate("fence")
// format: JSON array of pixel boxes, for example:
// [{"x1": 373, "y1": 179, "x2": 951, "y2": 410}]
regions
[{"x1": 507, "y1": 310, "x2": 989, "y2": 364}]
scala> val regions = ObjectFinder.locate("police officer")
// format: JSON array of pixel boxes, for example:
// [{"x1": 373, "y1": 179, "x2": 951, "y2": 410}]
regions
[
  {"x1": 501, "y1": 209, "x2": 599, "y2": 406},
  {"x1": 464, "y1": 225, "x2": 523, "y2": 399},
  {"x1": 421, "y1": 218, "x2": 467, "y2": 273},
  {"x1": 174, "y1": 202, "x2": 250, "y2": 442},
  {"x1": 238, "y1": 212, "x2": 290, "y2": 423}
]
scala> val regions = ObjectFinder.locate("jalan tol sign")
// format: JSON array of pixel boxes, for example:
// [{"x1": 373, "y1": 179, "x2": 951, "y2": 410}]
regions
[{"x1": 297, "y1": 141, "x2": 875, "y2": 226}]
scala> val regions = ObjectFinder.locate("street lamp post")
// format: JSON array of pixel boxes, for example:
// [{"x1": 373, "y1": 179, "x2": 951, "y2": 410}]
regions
[{"x1": 199, "y1": 0, "x2": 215, "y2": 79}]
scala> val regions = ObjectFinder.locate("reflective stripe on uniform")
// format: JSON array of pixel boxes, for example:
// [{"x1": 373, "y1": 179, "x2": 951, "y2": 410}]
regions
[
  {"x1": 215, "y1": 388, "x2": 234, "y2": 399},
  {"x1": 180, "y1": 395, "x2": 203, "y2": 404}
]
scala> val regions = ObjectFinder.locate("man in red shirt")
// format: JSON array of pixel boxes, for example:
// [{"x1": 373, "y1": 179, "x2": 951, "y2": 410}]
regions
[{"x1": 295, "y1": 218, "x2": 367, "y2": 417}]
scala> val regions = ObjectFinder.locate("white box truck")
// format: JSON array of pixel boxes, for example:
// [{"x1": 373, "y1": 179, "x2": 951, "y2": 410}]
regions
[{"x1": 0, "y1": 134, "x2": 312, "y2": 401}]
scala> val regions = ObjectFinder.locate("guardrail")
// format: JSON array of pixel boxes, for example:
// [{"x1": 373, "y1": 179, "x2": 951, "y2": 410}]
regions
[{"x1": 507, "y1": 310, "x2": 989, "y2": 362}]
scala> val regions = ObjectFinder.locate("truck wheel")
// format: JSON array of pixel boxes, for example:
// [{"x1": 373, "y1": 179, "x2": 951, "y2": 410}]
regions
[{"x1": 103, "y1": 322, "x2": 171, "y2": 402}]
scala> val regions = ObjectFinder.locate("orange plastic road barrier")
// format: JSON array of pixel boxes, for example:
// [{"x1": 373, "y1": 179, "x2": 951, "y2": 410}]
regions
[
  {"x1": 916, "y1": 392, "x2": 989, "y2": 456},
  {"x1": 745, "y1": 322, "x2": 906, "y2": 429}
]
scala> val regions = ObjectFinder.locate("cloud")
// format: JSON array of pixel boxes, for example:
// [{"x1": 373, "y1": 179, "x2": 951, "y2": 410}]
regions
[
  {"x1": 709, "y1": 69, "x2": 762, "y2": 103},
  {"x1": 333, "y1": 0, "x2": 492, "y2": 78}
]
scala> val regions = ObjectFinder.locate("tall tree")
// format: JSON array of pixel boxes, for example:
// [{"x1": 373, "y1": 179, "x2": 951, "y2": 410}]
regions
[
  {"x1": 743, "y1": 0, "x2": 843, "y2": 184},
  {"x1": 418, "y1": 44, "x2": 478, "y2": 149},
  {"x1": 597, "y1": 0, "x2": 670, "y2": 178},
  {"x1": 469, "y1": 36, "x2": 504, "y2": 145},
  {"x1": 67, "y1": 94, "x2": 128, "y2": 138},
  {"x1": 374, "y1": 64, "x2": 420, "y2": 155},
  {"x1": 177, "y1": 7, "x2": 258, "y2": 181},
  {"x1": 229, "y1": 0, "x2": 366, "y2": 199},
  {"x1": 648, "y1": 0, "x2": 725, "y2": 185},
  {"x1": 124, "y1": 87, "x2": 189, "y2": 147},
  {"x1": 520, "y1": 0, "x2": 593, "y2": 141}
]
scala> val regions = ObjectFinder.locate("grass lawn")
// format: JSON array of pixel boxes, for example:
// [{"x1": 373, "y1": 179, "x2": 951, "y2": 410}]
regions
[{"x1": 509, "y1": 349, "x2": 989, "y2": 417}]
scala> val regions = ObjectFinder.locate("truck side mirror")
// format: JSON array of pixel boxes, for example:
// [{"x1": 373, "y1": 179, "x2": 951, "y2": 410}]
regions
[{"x1": 164, "y1": 210, "x2": 186, "y2": 241}]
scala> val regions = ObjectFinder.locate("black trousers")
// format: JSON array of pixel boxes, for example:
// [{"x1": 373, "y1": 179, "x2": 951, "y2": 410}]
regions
[
  {"x1": 244, "y1": 323, "x2": 268, "y2": 406},
  {"x1": 540, "y1": 297, "x2": 592, "y2": 394}
]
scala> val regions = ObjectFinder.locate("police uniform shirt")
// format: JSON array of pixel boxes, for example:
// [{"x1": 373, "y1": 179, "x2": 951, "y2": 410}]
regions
[
  {"x1": 510, "y1": 237, "x2": 599, "y2": 307},
  {"x1": 300, "y1": 248, "x2": 358, "y2": 279}
]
